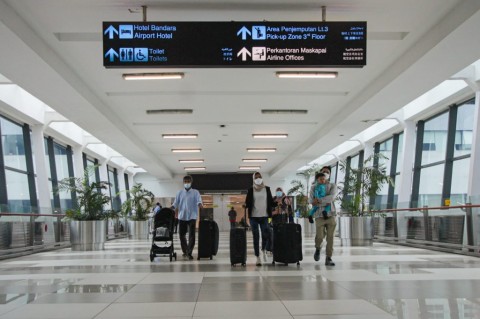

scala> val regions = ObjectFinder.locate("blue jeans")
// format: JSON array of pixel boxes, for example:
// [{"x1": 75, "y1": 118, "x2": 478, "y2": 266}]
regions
[{"x1": 249, "y1": 217, "x2": 270, "y2": 257}]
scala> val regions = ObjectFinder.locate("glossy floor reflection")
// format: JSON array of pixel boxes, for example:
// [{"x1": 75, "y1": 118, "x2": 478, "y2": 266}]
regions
[{"x1": 0, "y1": 232, "x2": 479, "y2": 318}]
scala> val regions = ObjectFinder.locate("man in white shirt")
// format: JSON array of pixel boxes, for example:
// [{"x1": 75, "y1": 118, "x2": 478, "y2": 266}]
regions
[{"x1": 172, "y1": 175, "x2": 203, "y2": 260}]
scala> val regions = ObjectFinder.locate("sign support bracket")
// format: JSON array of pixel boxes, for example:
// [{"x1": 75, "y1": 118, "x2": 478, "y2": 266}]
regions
[{"x1": 142, "y1": 5, "x2": 147, "y2": 22}]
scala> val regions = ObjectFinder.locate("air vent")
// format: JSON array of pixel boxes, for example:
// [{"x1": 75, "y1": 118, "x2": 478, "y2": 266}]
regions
[
  {"x1": 146, "y1": 109, "x2": 193, "y2": 115},
  {"x1": 262, "y1": 109, "x2": 308, "y2": 114}
]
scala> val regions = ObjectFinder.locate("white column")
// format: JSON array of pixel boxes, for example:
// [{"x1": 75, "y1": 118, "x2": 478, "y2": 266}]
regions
[
  {"x1": 30, "y1": 125, "x2": 52, "y2": 213},
  {"x1": 396, "y1": 120, "x2": 416, "y2": 207},
  {"x1": 363, "y1": 141, "x2": 374, "y2": 162},
  {"x1": 72, "y1": 145, "x2": 84, "y2": 178},
  {"x1": 117, "y1": 168, "x2": 127, "y2": 203},
  {"x1": 468, "y1": 91, "x2": 480, "y2": 200},
  {"x1": 128, "y1": 173, "x2": 135, "y2": 190}
]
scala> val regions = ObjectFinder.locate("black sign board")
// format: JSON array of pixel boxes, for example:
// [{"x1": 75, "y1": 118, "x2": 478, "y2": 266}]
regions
[{"x1": 103, "y1": 21, "x2": 366, "y2": 68}]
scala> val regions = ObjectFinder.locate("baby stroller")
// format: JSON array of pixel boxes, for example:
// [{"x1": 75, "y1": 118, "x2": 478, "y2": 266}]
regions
[{"x1": 150, "y1": 207, "x2": 177, "y2": 262}]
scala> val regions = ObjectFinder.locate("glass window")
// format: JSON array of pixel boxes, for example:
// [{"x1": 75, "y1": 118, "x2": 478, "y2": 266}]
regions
[
  {"x1": 418, "y1": 164, "x2": 445, "y2": 207},
  {"x1": 378, "y1": 138, "x2": 393, "y2": 174},
  {"x1": 421, "y1": 112, "x2": 448, "y2": 165},
  {"x1": 450, "y1": 157, "x2": 470, "y2": 205},
  {"x1": 85, "y1": 157, "x2": 97, "y2": 183},
  {"x1": 350, "y1": 155, "x2": 359, "y2": 170},
  {"x1": 1, "y1": 117, "x2": 27, "y2": 171},
  {"x1": 53, "y1": 143, "x2": 72, "y2": 209},
  {"x1": 108, "y1": 167, "x2": 121, "y2": 211},
  {"x1": 454, "y1": 100, "x2": 475, "y2": 158},
  {"x1": 5, "y1": 169, "x2": 30, "y2": 212},
  {"x1": 330, "y1": 164, "x2": 337, "y2": 184},
  {"x1": 396, "y1": 133, "x2": 404, "y2": 174},
  {"x1": 375, "y1": 181, "x2": 389, "y2": 209}
]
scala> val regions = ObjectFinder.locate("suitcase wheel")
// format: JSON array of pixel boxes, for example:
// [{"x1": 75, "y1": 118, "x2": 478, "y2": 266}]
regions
[
  {"x1": 150, "y1": 253, "x2": 154, "y2": 262},
  {"x1": 210, "y1": 256, "x2": 213, "y2": 260},
  {"x1": 272, "y1": 261, "x2": 275, "y2": 266},
  {"x1": 169, "y1": 254, "x2": 173, "y2": 262},
  {"x1": 297, "y1": 262, "x2": 300, "y2": 266},
  {"x1": 241, "y1": 263, "x2": 246, "y2": 267}
]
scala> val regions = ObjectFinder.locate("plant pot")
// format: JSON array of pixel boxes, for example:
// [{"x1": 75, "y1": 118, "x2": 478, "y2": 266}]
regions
[
  {"x1": 338, "y1": 216, "x2": 374, "y2": 246},
  {"x1": 70, "y1": 220, "x2": 106, "y2": 251},
  {"x1": 128, "y1": 220, "x2": 150, "y2": 240}
]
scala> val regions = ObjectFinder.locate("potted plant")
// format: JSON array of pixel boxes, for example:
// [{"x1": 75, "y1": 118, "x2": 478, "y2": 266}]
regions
[
  {"x1": 57, "y1": 167, "x2": 111, "y2": 251},
  {"x1": 337, "y1": 153, "x2": 393, "y2": 246},
  {"x1": 121, "y1": 183, "x2": 154, "y2": 240},
  {"x1": 287, "y1": 164, "x2": 318, "y2": 235}
]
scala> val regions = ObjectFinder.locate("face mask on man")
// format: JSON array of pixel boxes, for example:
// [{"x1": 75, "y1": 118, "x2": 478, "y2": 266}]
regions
[
  {"x1": 184, "y1": 183, "x2": 191, "y2": 189},
  {"x1": 323, "y1": 173, "x2": 330, "y2": 180},
  {"x1": 276, "y1": 191, "x2": 283, "y2": 197},
  {"x1": 254, "y1": 178, "x2": 263, "y2": 185}
]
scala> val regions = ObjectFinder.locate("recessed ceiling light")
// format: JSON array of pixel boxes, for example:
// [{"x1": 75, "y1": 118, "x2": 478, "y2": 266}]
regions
[
  {"x1": 261, "y1": 109, "x2": 308, "y2": 114},
  {"x1": 184, "y1": 167, "x2": 206, "y2": 171},
  {"x1": 172, "y1": 149, "x2": 201, "y2": 153},
  {"x1": 179, "y1": 159, "x2": 204, "y2": 163},
  {"x1": 146, "y1": 109, "x2": 193, "y2": 115},
  {"x1": 275, "y1": 71, "x2": 337, "y2": 79},
  {"x1": 122, "y1": 73, "x2": 184, "y2": 80},
  {"x1": 247, "y1": 148, "x2": 276, "y2": 153},
  {"x1": 163, "y1": 134, "x2": 198, "y2": 139},
  {"x1": 239, "y1": 166, "x2": 261, "y2": 170},
  {"x1": 252, "y1": 134, "x2": 288, "y2": 139},
  {"x1": 243, "y1": 159, "x2": 268, "y2": 163}
]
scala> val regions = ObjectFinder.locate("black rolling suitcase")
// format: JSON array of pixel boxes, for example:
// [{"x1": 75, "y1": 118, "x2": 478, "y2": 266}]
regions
[
  {"x1": 198, "y1": 220, "x2": 219, "y2": 260},
  {"x1": 230, "y1": 226, "x2": 247, "y2": 267},
  {"x1": 272, "y1": 223, "x2": 303, "y2": 266}
]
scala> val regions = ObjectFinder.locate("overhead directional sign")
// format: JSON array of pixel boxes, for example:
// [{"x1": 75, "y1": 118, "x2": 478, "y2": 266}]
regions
[{"x1": 102, "y1": 21, "x2": 366, "y2": 68}]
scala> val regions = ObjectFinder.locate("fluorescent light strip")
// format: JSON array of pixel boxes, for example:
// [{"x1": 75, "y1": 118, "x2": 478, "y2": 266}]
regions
[
  {"x1": 239, "y1": 166, "x2": 261, "y2": 170},
  {"x1": 243, "y1": 159, "x2": 267, "y2": 163},
  {"x1": 276, "y1": 71, "x2": 337, "y2": 79},
  {"x1": 253, "y1": 134, "x2": 288, "y2": 139},
  {"x1": 184, "y1": 167, "x2": 206, "y2": 171},
  {"x1": 123, "y1": 73, "x2": 184, "y2": 80},
  {"x1": 172, "y1": 149, "x2": 201, "y2": 153},
  {"x1": 163, "y1": 134, "x2": 198, "y2": 139},
  {"x1": 146, "y1": 109, "x2": 193, "y2": 115},
  {"x1": 261, "y1": 109, "x2": 308, "y2": 114},
  {"x1": 179, "y1": 159, "x2": 204, "y2": 163},
  {"x1": 247, "y1": 148, "x2": 276, "y2": 153}
]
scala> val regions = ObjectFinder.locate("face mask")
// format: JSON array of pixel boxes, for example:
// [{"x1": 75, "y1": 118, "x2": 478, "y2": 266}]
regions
[
  {"x1": 323, "y1": 173, "x2": 330, "y2": 180},
  {"x1": 184, "y1": 183, "x2": 191, "y2": 189},
  {"x1": 254, "y1": 178, "x2": 263, "y2": 185},
  {"x1": 276, "y1": 191, "x2": 283, "y2": 197}
]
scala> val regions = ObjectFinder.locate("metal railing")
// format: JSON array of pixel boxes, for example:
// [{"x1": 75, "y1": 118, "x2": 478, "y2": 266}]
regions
[
  {"x1": 0, "y1": 212, "x2": 129, "y2": 259},
  {"x1": 0, "y1": 212, "x2": 70, "y2": 259},
  {"x1": 372, "y1": 203, "x2": 480, "y2": 256}
]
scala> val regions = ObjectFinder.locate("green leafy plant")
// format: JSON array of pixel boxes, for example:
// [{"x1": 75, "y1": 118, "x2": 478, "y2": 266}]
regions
[
  {"x1": 121, "y1": 183, "x2": 155, "y2": 221},
  {"x1": 57, "y1": 166, "x2": 111, "y2": 221},
  {"x1": 338, "y1": 154, "x2": 394, "y2": 216},
  {"x1": 287, "y1": 164, "x2": 318, "y2": 218}
]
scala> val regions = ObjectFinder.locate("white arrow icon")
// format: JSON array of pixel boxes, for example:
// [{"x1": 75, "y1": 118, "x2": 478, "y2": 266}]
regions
[
  {"x1": 104, "y1": 25, "x2": 118, "y2": 39},
  {"x1": 105, "y1": 48, "x2": 119, "y2": 62},
  {"x1": 237, "y1": 26, "x2": 251, "y2": 40},
  {"x1": 237, "y1": 47, "x2": 251, "y2": 61}
]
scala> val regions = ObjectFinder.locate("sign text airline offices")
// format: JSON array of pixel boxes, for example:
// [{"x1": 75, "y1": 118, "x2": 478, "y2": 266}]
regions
[{"x1": 103, "y1": 22, "x2": 366, "y2": 68}]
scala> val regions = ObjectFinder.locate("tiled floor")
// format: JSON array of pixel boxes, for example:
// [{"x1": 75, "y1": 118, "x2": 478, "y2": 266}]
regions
[{"x1": 0, "y1": 232, "x2": 479, "y2": 318}]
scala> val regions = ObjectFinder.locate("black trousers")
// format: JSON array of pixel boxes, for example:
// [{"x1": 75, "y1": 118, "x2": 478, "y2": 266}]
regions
[{"x1": 179, "y1": 219, "x2": 196, "y2": 255}]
